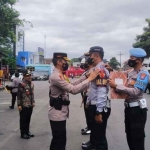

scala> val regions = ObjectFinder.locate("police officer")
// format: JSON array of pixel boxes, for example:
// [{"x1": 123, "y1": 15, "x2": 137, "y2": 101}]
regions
[
  {"x1": 82, "y1": 46, "x2": 111, "y2": 150},
  {"x1": 17, "y1": 70, "x2": 35, "y2": 139},
  {"x1": 6, "y1": 72, "x2": 21, "y2": 109},
  {"x1": 108, "y1": 48, "x2": 149, "y2": 150},
  {"x1": 80, "y1": 57, "x2": 93, "y2": 135},
  {"x1": 48, "y1": 52, "x2": 99, "y2": 150}
]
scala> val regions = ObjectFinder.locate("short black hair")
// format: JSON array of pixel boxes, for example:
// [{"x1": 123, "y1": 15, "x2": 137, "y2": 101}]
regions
[
  {"x1": 93, "y1": 52, "x2": 104, "y2": 59},
  {"x1": 15, "y1": 72, "x2": 19, "y2": 77},
  {"x1": 137, "y1": 57, "x2": 145, "y2": 62},
  {"x1": 52, "y1": 58, "x2": 63, "y2": 66}
]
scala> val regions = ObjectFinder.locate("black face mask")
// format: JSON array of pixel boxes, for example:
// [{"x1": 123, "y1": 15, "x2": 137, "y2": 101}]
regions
[
  {"x1": 87, "y1": 57, "x2": 94, "y2": 65},
  {"x1": 62, "y1": 63, "x2": 69, "y2": 71},
  {"x1": 80, "y1": 63, "x2": 89, "y2": 69},
  {"x1": 128, "y1": 59, "x2": 138, "y2": 67}
]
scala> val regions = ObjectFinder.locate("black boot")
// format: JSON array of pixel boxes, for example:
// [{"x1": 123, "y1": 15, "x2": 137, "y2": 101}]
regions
[
  {"x1": 82, "y1": 142, "x2": 95, "y2": 150},
  {"x1": 9, "y1": 106, "x2": 14, "y2": 109},
  {"x1": 21, "y1": 131, "x2": 30, "y2": 139},
  {"x1": 27, "y1": 131, "x2": 34, "y2": 137},
  {"x1": 82, "y1": 141, "x2": 91, "y2": 146}
]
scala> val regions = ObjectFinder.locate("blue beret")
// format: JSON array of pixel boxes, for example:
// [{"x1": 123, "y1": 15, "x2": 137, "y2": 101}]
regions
[{"x1": 129, "y1": 48, "x2": 147, "y2": 58}]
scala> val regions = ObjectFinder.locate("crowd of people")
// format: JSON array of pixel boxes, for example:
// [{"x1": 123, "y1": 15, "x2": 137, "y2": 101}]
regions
[{"x1": 5, "y1": 46, "x2": 149, "y2": 150}]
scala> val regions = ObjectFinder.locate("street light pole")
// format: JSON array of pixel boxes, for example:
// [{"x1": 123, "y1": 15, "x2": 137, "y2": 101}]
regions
[{"x1": 118, "y1": 51, "x2": 123, "y2": 68}]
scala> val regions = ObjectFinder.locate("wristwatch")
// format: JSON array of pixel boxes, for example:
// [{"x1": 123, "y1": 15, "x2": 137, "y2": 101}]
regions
[{"x1": 96, "y1": 111, "x2": 102, "y2": 115}]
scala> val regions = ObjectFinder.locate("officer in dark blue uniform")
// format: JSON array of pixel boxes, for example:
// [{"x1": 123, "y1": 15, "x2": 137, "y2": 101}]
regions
[{"x1": 109, "y1": 48, "x2": 149, "y2": 150}]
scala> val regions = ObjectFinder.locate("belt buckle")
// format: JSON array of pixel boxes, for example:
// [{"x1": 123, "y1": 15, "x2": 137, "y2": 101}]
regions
[{"x1": 124, "y1": 102, "x2": 129, "y2": 108}]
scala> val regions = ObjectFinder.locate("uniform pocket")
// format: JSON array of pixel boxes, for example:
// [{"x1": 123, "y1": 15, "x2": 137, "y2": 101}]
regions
[{"x1": 130, "y1": 123, "x2": 145, "y2": 139}]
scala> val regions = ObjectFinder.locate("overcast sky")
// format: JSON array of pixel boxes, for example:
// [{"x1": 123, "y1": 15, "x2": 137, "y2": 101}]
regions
[{"x1": 15, "y1": 0, "x2": 150, "y2": 64}]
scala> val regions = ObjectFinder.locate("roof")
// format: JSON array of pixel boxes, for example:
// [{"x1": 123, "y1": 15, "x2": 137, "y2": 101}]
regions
[{"x1": 26, "y1": 64, "x2": 51, "y2": 67}]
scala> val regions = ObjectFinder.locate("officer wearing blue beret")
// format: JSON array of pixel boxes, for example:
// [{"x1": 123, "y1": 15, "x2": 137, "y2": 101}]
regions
[{"x1": 109, "y1": 48, "x2": 149, "y2": 150}]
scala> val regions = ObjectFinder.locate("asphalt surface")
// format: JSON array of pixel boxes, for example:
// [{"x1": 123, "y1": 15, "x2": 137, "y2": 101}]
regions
[{"x1": 0, "y1": 80, "x2": 150, "y2": 150}]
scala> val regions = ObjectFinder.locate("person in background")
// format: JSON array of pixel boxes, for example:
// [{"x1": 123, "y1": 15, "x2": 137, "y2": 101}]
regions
[
  {"x1": 7, "y1": 72, "x2": 22, "y2": 109},
  {"x1": 17, "y1": 70, "x2": 35, "y2": 139}
]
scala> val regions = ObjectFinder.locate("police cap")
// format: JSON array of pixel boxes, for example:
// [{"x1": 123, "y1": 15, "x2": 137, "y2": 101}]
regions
[
  {"x1": 23, "y1": 70, "x2": 31, "y2": 76},
  {"x1": 129, "y1": 48, "x2": 147, "y2": 58},
  {"x1": 84, "y1": 46, "x2": 104, "y2": 56},
  {"x1": 53, "y1": 52, "x2": 70, "y2": 61}
]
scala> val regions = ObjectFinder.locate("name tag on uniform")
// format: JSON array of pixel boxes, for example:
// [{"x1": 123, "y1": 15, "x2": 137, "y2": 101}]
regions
[
  {"x1": 115, "y1": 78, "x2": 123, "y2": 84},
  {"x1": 139, "y1": 99, "x2": 147, "y2": 109}
]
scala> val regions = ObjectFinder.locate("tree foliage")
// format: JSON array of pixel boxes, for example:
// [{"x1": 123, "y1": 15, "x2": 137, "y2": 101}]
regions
[
  {"x1": 70, "y1": 58, "x2": 80, "y2": 65},
  {"x1": 109, "y1": 57, "x2": 120, "y2": 69},
  {"x1": 0, "y1": 0, "x2": 30, "y2": 68},
  {"x1": 133, "y1": 18, "x2": 150, "y2": 57}
]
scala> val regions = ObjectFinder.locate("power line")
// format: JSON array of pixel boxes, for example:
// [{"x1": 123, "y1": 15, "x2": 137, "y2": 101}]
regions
[{"x1": 118, "y1": 51, "x2": 123, "y2": 68}]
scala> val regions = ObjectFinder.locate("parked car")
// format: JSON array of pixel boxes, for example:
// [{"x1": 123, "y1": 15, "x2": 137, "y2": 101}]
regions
[
  {"x1": 11, "y1": 73, "x2": 23, "y2": 82},
  {"x1": 31, "y1": 71, "x2": 49, "y2": 81}
]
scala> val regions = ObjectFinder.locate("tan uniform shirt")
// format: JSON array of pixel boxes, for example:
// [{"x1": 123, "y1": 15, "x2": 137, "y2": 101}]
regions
[
  {"x1": 115, "y1": 67, "x2": 150, "y2": 102},
  {"x1": 48, "y1": 68, "x2": 89, "y2": 121}
]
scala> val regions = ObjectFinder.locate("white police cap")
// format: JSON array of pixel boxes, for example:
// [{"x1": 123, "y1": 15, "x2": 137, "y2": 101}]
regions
[{"x1": 129, "y1": 48, "x2": 147, "y2": 58}]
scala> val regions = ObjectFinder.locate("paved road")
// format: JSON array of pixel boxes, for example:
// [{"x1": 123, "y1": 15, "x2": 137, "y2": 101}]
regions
[{"x1": 0, "y1": 80, "x2": 150, "y2": 150}]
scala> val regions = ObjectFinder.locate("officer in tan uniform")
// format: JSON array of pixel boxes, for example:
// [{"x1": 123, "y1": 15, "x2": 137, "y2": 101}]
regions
[
  {"x1": 17, "y1": 70, "x2": 35, "y2": 139},
  {"x1": 108, "y1": 48, "x2": 149, "y2": 150},
  {"x1": 48, "y1": 52, "x2": 99, "y2": 150}
]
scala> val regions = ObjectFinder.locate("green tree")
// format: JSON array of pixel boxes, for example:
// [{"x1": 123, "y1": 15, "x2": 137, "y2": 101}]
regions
[
  {"x1": 133, "y1": 18, "x2": 150, "y2": 57},
  {"x1": 1, "y1": 48, "x2": 16, "y2": 68},
  {"x1": 109, "y1": 57, "x2": 120, "y2": 69},
  {"x1": 70, "y1": 58, "x2": 80, "y2": 65},
  {"x1": 0, "y1": 0, "x2": 31, "y2": 68}
]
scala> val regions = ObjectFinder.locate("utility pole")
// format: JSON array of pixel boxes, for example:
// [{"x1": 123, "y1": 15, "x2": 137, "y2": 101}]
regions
[
  {"x1": 13, "y1": 25, "x2": 16, "y2": 58},
  {"x1": 118, "y1": 51, "x2": 123, "y2": 68},
  {"x1": 44, "y1": 35, "x2": 46, "y2": 58},
  {"x1": 23, "y1": 33, "x2": 25, "y2": 51}
]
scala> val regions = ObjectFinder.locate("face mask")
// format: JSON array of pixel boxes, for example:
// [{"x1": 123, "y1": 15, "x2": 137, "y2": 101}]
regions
[
  {"x1": 128, "y1": 59, "x2": 138, "y2": 67},
  {"x1": 87, "y1": 57, "x2": 94, "y2": 65},
  {"x1": 80, "y1": 63, "x2": 89, "y2": 69},
  {"x1": 62, "y1": 63, "x2": 69, "y2": 71},
  {"x1": 80, "y1": 64, "x2": 85, "y2": 69}
]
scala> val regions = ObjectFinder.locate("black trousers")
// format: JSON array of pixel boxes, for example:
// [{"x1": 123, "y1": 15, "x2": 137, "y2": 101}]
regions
[
  {"x1": 11, "y1": 92, "x2": 17, "y2": 107},
  {"x1": 88, "y1": 105, "x2": 111, "y2": 150},
  {"x1": 19, "y1": 107, "x2": 33, "y2": 133},
  {"x1": 145, "y1": 84, "x2": 150, "y2": 93},
  {"x1": 125, "y1": 106, "x2": 147, "y2": 150},
  {"x1": 50, "y1": 120, "x2": 66, "y2": 150},
  {"x1": 83, "y1": 96, "x2": 90, "y2": 129}
]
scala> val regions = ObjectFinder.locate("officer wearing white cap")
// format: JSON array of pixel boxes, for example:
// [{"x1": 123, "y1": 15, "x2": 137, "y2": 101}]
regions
[
  {"x1": 82, "y1": 46, "x2": 111, "y2": 150},
  {"x1": 108, "y1": 48, "x2": 149, "y2": 150}
]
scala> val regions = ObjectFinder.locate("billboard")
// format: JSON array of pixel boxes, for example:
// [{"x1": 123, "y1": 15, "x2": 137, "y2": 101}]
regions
[{"x1": 38, "y1": 47, "x2": 44, "y2": 56}]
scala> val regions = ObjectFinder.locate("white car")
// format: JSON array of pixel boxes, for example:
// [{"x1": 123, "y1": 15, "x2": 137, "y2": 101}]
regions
[{"x1": 11, "y1": 73, "x2": 23, "y2": 81}]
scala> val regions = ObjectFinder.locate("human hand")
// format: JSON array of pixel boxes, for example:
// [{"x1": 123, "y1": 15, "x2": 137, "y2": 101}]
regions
[
  {"x1": 108, "y1": 79, "x2": 117, "y2": 88},
  {"x1": 85, "y1": 105, "x2": 89, "y2": 109},
  {"x1": 33, "y1": 103, "x2": 35, "y2": 107},
  {"x1": 95, "y1": 114, "x2": 103, "y2": 123},
  {"x1": 105, "y1": 64, "x2": 113, "y2": 72},
  {"x1": 18, "y1": 106, "x2": 22, "y2": 111},
  {"x1": 88, "y1": 69, "x2": 100, "y2": 81}
]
